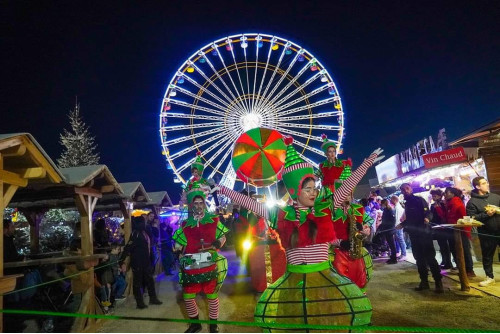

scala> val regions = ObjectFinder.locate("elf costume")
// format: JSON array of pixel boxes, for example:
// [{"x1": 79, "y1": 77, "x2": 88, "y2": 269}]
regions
[
  {"x1": 219, "y1": 137, "x2": 381, "y2": 332},
  {"x1": 331, "y1": 202, "x2": 374, "y2": 289},
  {"x1": 317, "y1": 134, "x2": 353, "y2": 195},
  {"x1": 179, "y1": 152, "x2": 210, "y2": 209},
  {"x1": 173, "y1": 182, "x2": 229, "y2": 333}
]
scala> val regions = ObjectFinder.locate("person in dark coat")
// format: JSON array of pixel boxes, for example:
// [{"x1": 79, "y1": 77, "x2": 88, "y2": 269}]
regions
[
  {"x1": 121, "y1": 216, "x2": 163, "y2": 309},
  {"x1": 379, "y1": 199, "x2": 397, "y2": 264},
  {"x1": 397, "y1": 183, "x2": 443, "y2": 293},
  {"x1": 466, "y1": 176, "x2": 500, "y2": 287}
]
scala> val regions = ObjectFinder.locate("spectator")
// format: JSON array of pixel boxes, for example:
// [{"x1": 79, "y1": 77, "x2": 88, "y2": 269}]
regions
[
  {"x1": 397, "y1": 183, "x2": 443, "y2": 293},
  {"x1": 390, "y1": 195, "x2": 407, "y2": 261},
  {"x1": 3, "y1": 218, "x2": 24, "y2": 263},
  {"x1": 466, "y1": 176, "x2": 500, "y2": 287},
  {"x1": 93, "y1": 218, "x2": 110, "y2": 250},
  {"x1": 444, "y1": 187, "x2": 475, "y2": 277},
  {"x1": 379, "y1": 199, "x2": 397, "y2": 264},
  {"x1": 121, "y1": 216, "x2": 162, "y2": 309},
  {"x1": 430, "y1": 189, "x2": 455, "y2": 269},
  {"x1": 159, "y1": 222, "x2": 174, "y2": 275}
]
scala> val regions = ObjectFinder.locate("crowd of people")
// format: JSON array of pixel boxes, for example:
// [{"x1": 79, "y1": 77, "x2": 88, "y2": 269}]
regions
[{"x1": 3, "y1": 134, "x2": 499, "y2": 333}]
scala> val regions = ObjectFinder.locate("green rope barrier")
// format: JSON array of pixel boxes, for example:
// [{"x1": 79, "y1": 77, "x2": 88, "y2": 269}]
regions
[{"x1": 1, "y1": 309, "x2": 497, "y2": 332}]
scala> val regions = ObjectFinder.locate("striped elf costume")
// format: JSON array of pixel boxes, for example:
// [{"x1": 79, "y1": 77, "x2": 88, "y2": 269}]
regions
[
  {"x1": 173, "y1": 182, "x2": 229, "y2": 333},
  {"x1": 316, "y1": 134, "x2": 353, "y2": 197},
  {"x1": 219, "y1": 136, "x2": 381, "y2": 332}
]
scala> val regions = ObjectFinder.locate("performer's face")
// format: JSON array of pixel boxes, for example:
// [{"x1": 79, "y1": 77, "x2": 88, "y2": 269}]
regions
[
  {"x1": 298, "y1": 179, "x2": 318, "y2": 208},
  {"x1": 326, "y1": 146, "x2": 336, "y2": 161},
  {"x1": 192, "y1": 168, "x2": 200, "y2": 177},
  {"x1": 192, "y1": 198, "x2": 205, "y2": 216}
]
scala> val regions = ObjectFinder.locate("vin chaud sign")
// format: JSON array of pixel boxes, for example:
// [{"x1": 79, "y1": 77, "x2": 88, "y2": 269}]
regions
[{"x1": 422, "y1": 147, "x2": 467, "y2": 169}]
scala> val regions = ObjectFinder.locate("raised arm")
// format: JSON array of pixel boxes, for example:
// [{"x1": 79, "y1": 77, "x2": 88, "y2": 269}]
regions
[
  {"x1": 219, "y1": 186, "x2": 269, "y2": 220},
  {"x1": 333, "y1": 150, "x2": 381, "y2": 209}
]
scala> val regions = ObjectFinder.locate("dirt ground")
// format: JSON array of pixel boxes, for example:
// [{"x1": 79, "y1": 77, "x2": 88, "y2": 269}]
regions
[{"x1": 98, "y1": 249, "x2": 500, "y2": 333}]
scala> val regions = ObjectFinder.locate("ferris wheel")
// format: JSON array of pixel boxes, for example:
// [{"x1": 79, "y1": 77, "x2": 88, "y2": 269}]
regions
[{"x1": 159, "y1": 33, "x2": 345, "y2": 190}]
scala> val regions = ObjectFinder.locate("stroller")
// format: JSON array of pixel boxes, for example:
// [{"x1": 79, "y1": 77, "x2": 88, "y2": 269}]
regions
[{"x1": 368, "y1": 230, "x2": 390, "y2": 258}]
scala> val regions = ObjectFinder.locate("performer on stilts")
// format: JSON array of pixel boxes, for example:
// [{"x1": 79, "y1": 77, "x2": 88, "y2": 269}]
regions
[
  {"x1": 178, "y1": 152, "x2": 210, "y2": 210},
  {"x1": 173, "y1": 182, "x2": 229, "y2": 333},
  {"x1": 316, "y1": 134, "x2": 353, "y2": 196},
  {"x1": 212, "y1": 136, "x2": 384, "y2": 332}
]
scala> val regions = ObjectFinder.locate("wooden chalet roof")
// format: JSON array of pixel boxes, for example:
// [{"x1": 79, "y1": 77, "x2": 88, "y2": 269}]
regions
[
  {"x1": 135, "y1": 191, "x2": 174, "y2": 209},
  {"x1": 9, "y1": 165, "x2": 123, "y2": 209},
  {"x1": 0, "y1": 133, "x2": 64, "y2": 185},
  {"x1": 94, "y1": 182, "x2": 151, "y2": 211},
  {"x1": 449, "y1": 118, "x2": 500, "y2": 146}
]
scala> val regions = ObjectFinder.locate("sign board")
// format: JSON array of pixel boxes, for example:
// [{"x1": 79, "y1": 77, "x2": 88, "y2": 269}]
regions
[
  {"x1": 479, "y1": 129, "x2": 500, "y2": 147},
  {"x1": 422, "y1": 147, "x2": 467, "y2": 169},
  {"x1": 375, "y1": 154, "x2": 404, "y2": 184}
]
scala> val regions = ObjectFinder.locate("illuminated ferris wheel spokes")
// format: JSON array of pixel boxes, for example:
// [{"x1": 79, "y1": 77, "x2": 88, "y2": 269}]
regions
[{"x1": 159, "y1": 33, "x2": 345, "y2": 188}]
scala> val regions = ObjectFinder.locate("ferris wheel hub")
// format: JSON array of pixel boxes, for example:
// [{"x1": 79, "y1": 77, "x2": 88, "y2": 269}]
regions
[{"x1": 240, "y1": 112, "x2": 263, "y2": 131}]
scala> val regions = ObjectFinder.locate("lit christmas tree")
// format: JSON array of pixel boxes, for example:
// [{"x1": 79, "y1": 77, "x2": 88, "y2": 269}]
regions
[{"x1": 57, "y1": 102, "x2": 100, "y2": 167}]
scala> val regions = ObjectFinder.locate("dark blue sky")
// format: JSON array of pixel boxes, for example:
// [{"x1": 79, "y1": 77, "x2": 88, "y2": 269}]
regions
[{"x1": 2, "y1": 1, "x2": 499, "y2": 202}]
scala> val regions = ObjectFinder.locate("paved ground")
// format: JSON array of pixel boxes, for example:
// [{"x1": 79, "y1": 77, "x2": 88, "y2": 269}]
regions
[{"x1": 98, "y1": 248, "x2": 500, "y2": 333}]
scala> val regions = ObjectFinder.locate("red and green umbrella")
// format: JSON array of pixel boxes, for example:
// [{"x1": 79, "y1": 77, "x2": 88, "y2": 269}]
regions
[{"x1": 232, "y1": 128, "x2": 286, "y2": 187}]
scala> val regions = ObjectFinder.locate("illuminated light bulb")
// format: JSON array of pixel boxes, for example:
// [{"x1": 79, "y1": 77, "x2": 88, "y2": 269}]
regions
[
  {"x1": 199, "y1": 57, "x2": 206, "y2": 63},
  {"x1": 334, "y1": 103, "x2": 341, "y2": 110},
  {"x1": 310, "y1": 63, "x2": 318, "y2": 71},
  {"x1": 211, "y1": 49, "x2": 218, "y2": 56},
  {"x1": 285, "y1": 47, "x2": 292, "y2": 55},
  {"x1": 177, "y1": 76, "x2": 184, "y2": 84},
  {"x1": 226, "y1": 44, "x2": 232, "y2": 51},
  {"x1": 169, "y1": 89, "x2": 176, "y2": 97},
  {"x1": 243, "y1": 239, "x2": 252, "y2": 250},
  {"x1": 187, "y1": 66, "x2": 195, "y2": 73},
  {"x1": 298, "y1": 54, "x2": 305, "y2": 62},
  {"x1": 321, "y1": 75, "x2": 328, "y2": 82},
  {"x1": 257, "y1": 40, "x2": 263, "y2": 48},
  {"x1": 163, "y1": 104, "x2": 171, "y2": 111},
  {"x1": 272, "y1": 44, "x2": 279, "y2": 51},
  {"x1": 241, "y1": 41, "x2": 248, "y2": 48},
  {"x1": 328, "y1": 87, "x2": 336, "y2": 95}
]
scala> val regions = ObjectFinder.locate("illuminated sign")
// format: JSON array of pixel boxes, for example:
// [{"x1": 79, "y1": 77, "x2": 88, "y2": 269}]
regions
[{"x1": 422, "y1": 147, "x2": 467, "y2": 168}]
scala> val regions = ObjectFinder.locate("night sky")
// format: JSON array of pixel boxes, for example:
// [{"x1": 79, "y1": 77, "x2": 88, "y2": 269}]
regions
[{"x1": 2, "y1": 1, "x2": 499, "y2": 202}]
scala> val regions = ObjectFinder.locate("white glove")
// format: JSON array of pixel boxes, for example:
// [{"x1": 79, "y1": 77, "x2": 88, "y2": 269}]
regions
[
  {"x1": 210, "y1": 186, "x2": 220, "y2": 194},
  {"x1": 371, "y1": 147, "x2": 384, "y2": 156},
  {"x1": 374, "y1": 155, "x2": 385, "y2": 163},
  {"x1": 207, "y1": 178, "x2": 216, "y2": 187}
]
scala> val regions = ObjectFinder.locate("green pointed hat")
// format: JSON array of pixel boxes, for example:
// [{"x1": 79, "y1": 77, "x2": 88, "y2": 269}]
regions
[
  {"x1": 320, "y1": 133, "x2": 337, "y2": 153},
  {"x1": 185, "y1": 181, "x2": 208, "y2": 204},
  {"x1": 191, "y1": 151, "x2": 204, "y2": 173},
  {"x1": 282, "y1": 136, "x2": 316, "y2": 200}
]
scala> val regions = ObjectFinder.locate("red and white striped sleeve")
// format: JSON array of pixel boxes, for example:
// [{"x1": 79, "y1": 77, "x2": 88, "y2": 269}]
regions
[
  {"x1": 333, "y1": 153, "x2": 377, "y2": 209},
  {"x1": 219, "y1": 186, "x2": 269, "y2": 220}
]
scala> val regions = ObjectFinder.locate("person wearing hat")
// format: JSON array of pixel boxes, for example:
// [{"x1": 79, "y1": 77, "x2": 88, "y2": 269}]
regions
[
  {"x1": 317, "y1": 134, "x2": 353, "y2": 195},
  {"x1": 179, "y1": 152, "x2": 210, "y2": 210},
  {"x1": 215, "y1": 136, "x2": 384, "y2": 331},
  {"x1": 173, "y1": 182, "x2": 229, "y2": 333}
]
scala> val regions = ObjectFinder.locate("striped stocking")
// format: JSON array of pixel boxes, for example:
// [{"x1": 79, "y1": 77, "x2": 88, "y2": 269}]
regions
[
  {"x1": 208, "y1": 297, "x2": 219, "y2": 320},
  {"x1": 184, "y1": 298, "x2": 199, "y2": 318}
]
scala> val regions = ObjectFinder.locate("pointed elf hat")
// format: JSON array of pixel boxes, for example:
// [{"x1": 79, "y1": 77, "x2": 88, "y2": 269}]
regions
[
  {"x1": 320, "y1": 133, "x2": 337, "y2": 153},
  {"x1": 282, "y1": 136, "x2": 316, "y2": 200},
  {"x1": 185, "y1": 181, "x2": 208, "y2": 204},
  {"x1": 191, "y1": 151, "x2": 204, "y2": 173}
]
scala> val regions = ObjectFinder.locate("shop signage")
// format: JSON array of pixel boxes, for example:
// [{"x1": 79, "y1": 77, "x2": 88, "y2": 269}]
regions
[
  {"x1": 479, "y1": 129, "x2": 500, "y2": 147},
  {"x1": 422, "y1": 147, "x2": 467, "y2": 168},
  {"x1": 399, "y1": 128, "x2": 447, "y2": 174}
]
